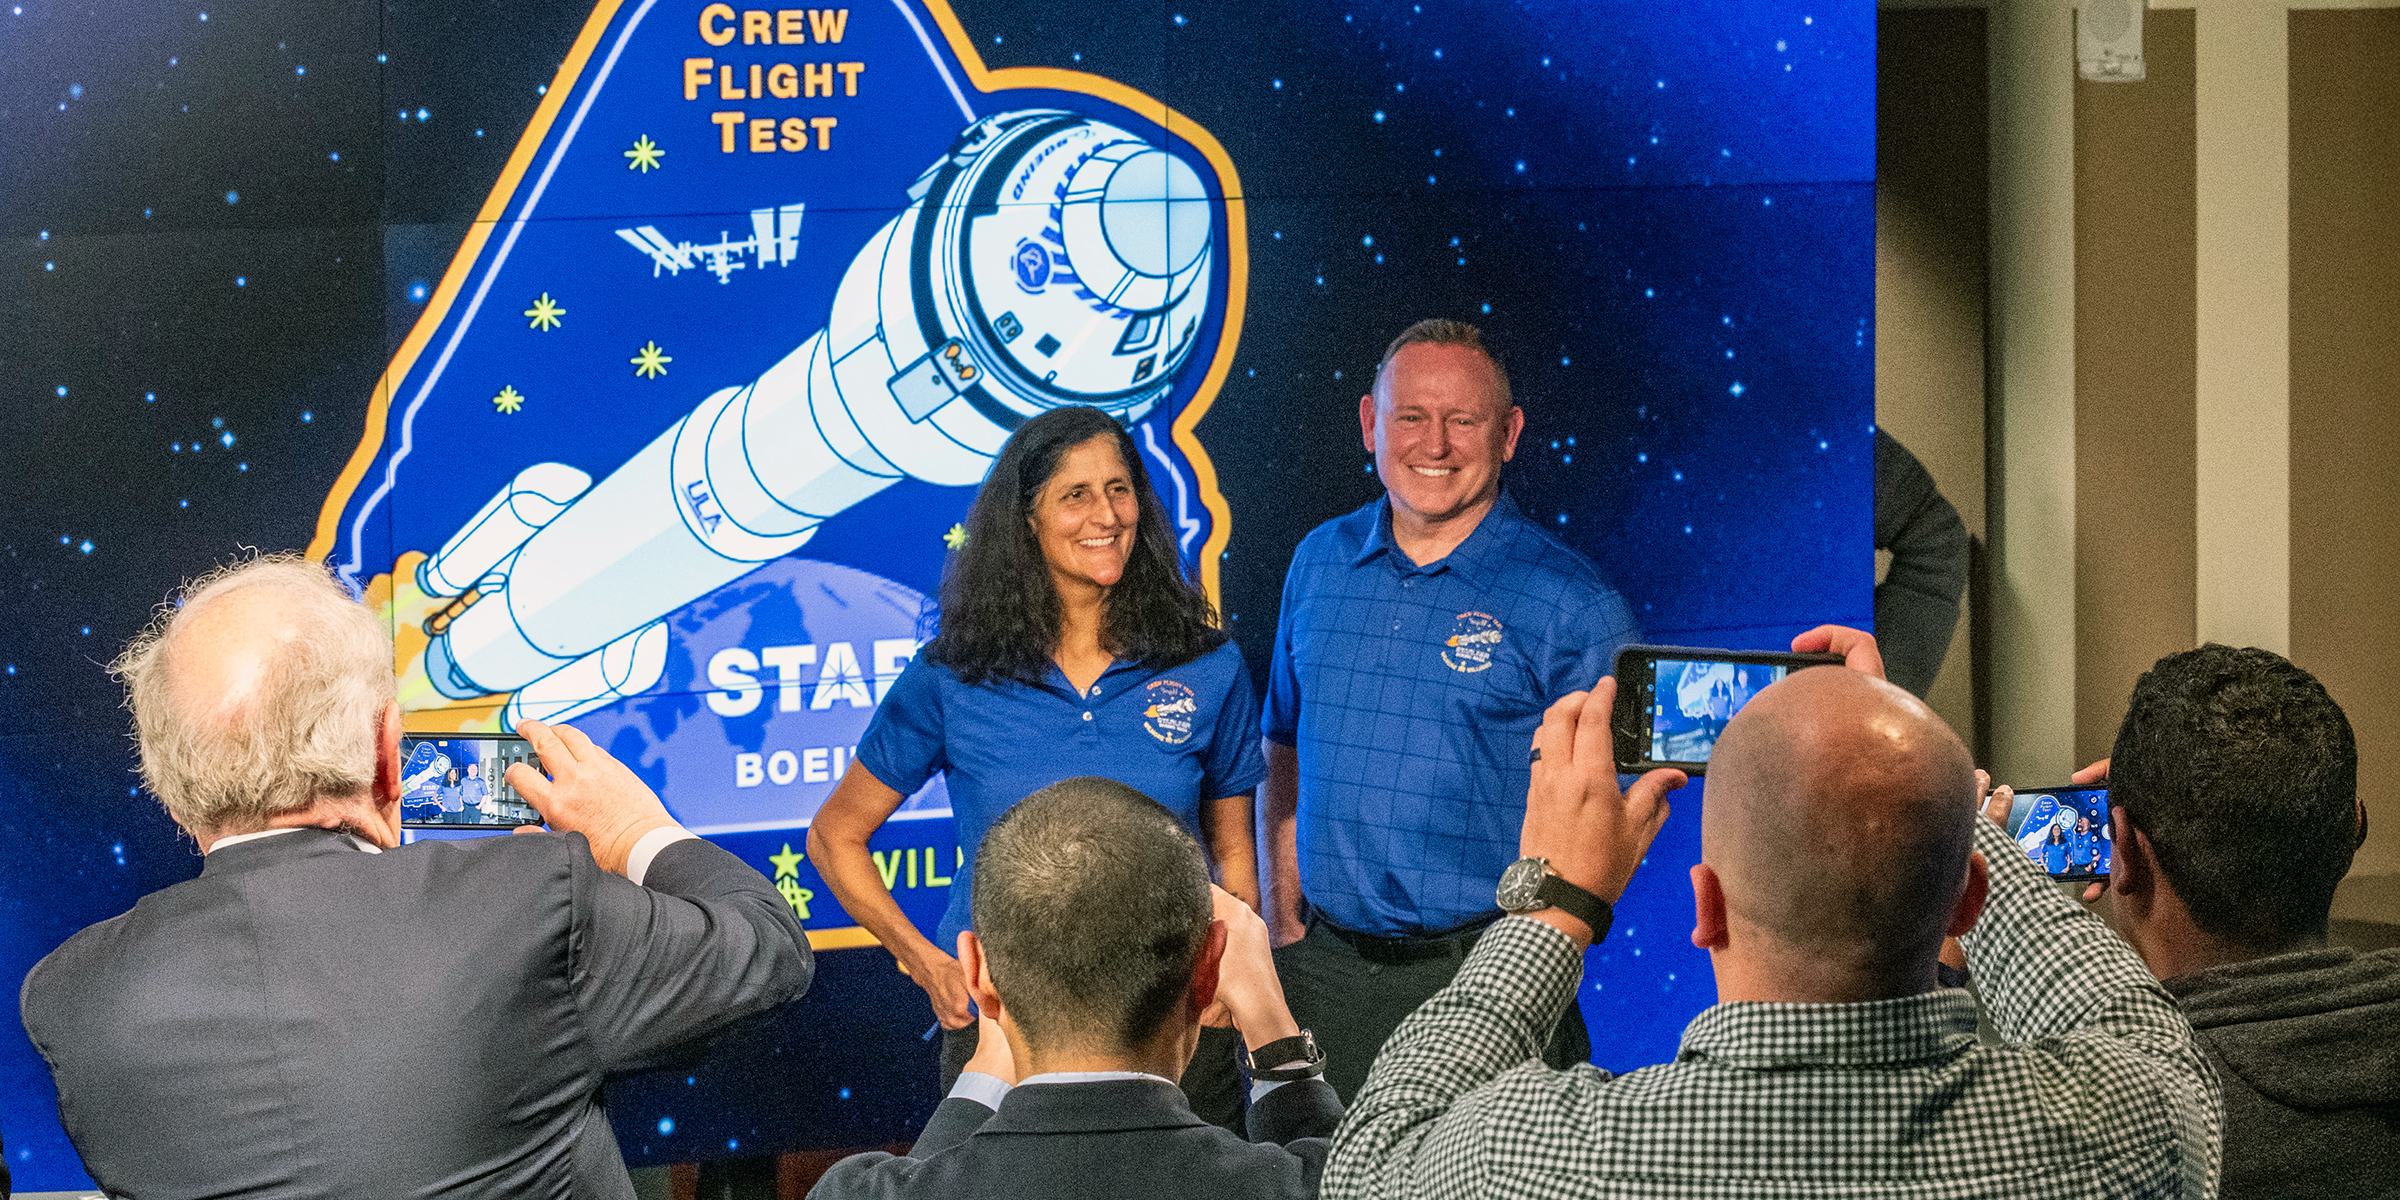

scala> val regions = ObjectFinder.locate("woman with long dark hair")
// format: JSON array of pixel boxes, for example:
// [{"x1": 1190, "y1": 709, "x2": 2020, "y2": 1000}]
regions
[
  {"x1": 808, "y1": 405, "x2": 1266, "y2": 1123},
  {"x1": 437, "y1": 766, "x2": 467, "y2": 825}
]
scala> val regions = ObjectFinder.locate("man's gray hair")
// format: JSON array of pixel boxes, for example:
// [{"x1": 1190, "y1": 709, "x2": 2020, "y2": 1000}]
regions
[
  {"x1": 1375, "y1": 317, "x2": 1512, "y2": 409},
  {"x1": 113, "y1": 553, "x2": 396, "y2": 835}
]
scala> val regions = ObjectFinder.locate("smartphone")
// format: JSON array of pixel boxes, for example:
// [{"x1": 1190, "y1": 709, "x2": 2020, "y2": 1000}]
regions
[
  {"x1": 2003, "y1": 785, "x2": 2113, "y2": 880},
  {"x1": 1610, "y1": 645, "x2": 1846, "y2": 775},
  {"x1": 398, "y1": 734, "x2": 547, "y2": 829}
]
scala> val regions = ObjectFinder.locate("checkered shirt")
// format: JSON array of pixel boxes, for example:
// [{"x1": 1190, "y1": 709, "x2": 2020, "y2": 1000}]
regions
[{"x1": 1323, "y1": 817, "x2": 2224, "y2": 1198}]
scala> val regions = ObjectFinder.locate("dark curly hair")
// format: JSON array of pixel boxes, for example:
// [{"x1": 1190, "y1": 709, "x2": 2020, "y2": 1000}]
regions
[
  {"x1": 2110, "y1": 644, "x2": 2359, "y2": 949},
  {"x1": 926, "y1": 406, "x2": 1223, "y2": 685}
]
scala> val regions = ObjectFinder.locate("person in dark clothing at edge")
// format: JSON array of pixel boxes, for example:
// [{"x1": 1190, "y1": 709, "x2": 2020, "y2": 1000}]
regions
[
  {"x1": 2062, "y1": 644, "x2": 2395, "y2": 1199},
  {"x1": 1872, "y1": 429, "x2": 1970, "y2": 699}
]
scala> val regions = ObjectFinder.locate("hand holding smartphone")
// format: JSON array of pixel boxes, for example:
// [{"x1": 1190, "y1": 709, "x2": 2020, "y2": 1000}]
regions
[{"x1": 1608, "y1": 645, "x2": 1844, "y2": 775}]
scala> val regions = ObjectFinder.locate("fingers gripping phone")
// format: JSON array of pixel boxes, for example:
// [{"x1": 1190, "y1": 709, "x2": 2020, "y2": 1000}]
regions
[
  {"x1": 1609, "y1": 645, "x2": 1845, "y2": 775},
  {"x1": 399, "y1": 734, "x2": 547, "y2": 829},
  {"x1": 2003, "y1": 786, "x2": 2113, "y2": 880}
]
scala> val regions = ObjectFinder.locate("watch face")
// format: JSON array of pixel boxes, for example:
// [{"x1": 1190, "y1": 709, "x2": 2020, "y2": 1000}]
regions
[{"x1": 1496, "y1": 857, "x2": 1550, "y2": 912}]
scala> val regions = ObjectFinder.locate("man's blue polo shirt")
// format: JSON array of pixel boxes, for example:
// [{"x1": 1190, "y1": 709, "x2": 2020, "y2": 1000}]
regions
[
  {"x1": 857, "y1": 640, "x2": 1266, "y2": 953},
  {"x1": 1264, "y1": 493, "x2": 1640, "y2": 937}
]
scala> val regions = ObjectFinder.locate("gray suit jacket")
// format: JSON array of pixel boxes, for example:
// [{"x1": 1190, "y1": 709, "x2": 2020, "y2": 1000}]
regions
[
  {"x1": 21, "y1": 827, "x2": 812, "y2": 1200},
  {"x1": 809, "y1": 1074, "x2": 1343, "y2": 1200}
]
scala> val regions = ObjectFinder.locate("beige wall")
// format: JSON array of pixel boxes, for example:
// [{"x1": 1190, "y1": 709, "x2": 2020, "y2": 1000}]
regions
[
  {"x1": 1879, "y1": 1, "x2": 2398, "y2": 923},
  {"x1": 1876, "y1": 7, "x2": 1990, "y2": 756},
  {"x1": 2073, "y1": 11, "x2": 2197, "y2": 768},
  {"x1": 2291, "y1": 8, "x2": 2400, "y2": 909}
]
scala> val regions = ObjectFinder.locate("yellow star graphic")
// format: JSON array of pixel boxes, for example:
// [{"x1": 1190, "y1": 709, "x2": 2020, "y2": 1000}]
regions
[
  {"x1": 624, "y1": 134, "x2": 665, "y2": 173},
  {"x1": 630, "y1": 340, "x2": 672, "y2": 379},
  {"x1": 943, "y1": 523, "x2": 968, "y2": 550},
  {"x1": 492, "y1": 385, "x2": 525, "y2": 414},
  {"x1": 523, "y1": 292, "x2": 565, "y2": 331},
  {"x1": 769, "y1": 843, "x2": 804, "y2": 879}
]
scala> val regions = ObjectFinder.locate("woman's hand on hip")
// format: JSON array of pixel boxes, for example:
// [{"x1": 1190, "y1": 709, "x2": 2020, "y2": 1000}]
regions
[{"x1": 910, "y1": 946, "x2": 977, "y2": 1029}]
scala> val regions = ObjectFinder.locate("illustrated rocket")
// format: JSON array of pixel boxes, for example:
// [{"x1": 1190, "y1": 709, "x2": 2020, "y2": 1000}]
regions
[{"x1": 413, "y1": 109, "x2": 1217, "y2": 727}]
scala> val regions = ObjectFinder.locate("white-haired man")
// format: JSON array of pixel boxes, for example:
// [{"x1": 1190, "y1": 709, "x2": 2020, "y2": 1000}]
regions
[{"x1": 20, "y1": 554, "x2": 813, "y2": 1199}]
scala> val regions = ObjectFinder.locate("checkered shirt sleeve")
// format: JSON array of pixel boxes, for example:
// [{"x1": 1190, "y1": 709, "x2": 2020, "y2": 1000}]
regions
[{"x1": 1322, "y1": 820, "x2": 2224, "y2": 1199}]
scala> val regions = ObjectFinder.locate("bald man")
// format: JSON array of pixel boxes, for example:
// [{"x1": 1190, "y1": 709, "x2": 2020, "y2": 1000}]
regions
[
  {"x1": 1322, "y1": 629, "x2": 2222, "y2": 1199},
  {"x1": 21, "y1": 554, "x2": 813, "y2": 1199}
]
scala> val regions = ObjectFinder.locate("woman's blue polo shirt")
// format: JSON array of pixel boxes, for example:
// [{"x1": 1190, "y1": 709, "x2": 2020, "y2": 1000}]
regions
[{"x1": 855, "y1": 640, "x2": 1266, "y2": 953}]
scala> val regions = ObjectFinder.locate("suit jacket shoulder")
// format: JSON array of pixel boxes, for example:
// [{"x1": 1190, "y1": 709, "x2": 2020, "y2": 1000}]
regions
[{"x1": 811, "y1": 1078, "x2": 1339, "y2": 1200}]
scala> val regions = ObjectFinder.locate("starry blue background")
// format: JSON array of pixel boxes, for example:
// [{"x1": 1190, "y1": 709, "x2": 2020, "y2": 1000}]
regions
[{"x1": 0, "y1": 0, "x2": 1870, "y2": 1188}]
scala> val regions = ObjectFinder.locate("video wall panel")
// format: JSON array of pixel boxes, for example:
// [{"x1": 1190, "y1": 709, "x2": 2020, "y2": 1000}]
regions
[{"x1": 0, "y1": 0, "x2": 1870, "y2": 1186}]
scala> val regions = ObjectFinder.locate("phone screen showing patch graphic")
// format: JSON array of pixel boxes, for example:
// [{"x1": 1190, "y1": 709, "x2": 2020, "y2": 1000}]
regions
[
  {"x1": 1651, "y1": 659, "x2": 1789, "y2": 765},
  {"x1": 2005, "y1": 786, "x2": 2113, "y2": 880},
  {"x1": 399, "y1": 736, "x2": 546, "y2": 829}
]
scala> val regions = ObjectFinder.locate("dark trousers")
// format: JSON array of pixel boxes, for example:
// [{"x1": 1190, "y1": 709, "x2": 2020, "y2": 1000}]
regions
[
  {"x1": 1273, "y1": 911, "x2": 1591, "y2": 1104},
  {"x1": 939, "y1": 1020, "x2": 1250, "y2": 1133}
]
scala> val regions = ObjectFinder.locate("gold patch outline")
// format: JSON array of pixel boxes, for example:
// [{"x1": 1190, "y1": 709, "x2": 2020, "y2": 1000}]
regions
[
  {"x1": 310, "y1": 0, "x2": 1251, "y2": 953},
  {"x1": 307, "y1": 0, "x2": 1245, "y2": 607}
]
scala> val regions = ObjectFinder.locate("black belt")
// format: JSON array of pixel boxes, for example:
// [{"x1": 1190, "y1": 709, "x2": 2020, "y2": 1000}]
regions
[{"x1": 1309, "y1": 910, "x2": 1503, "y2": 966}]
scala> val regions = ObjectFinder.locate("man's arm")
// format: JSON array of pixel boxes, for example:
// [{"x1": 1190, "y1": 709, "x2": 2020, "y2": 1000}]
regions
[
  {"x1": 1325, "y1": 682, "x2": 1681, "y2": 1199},
  {"x1": 1959, "y1": 812, "x2": 2210, "y2": 1051},
  {"x1": 573, "y1": 835, "x2": 815, "y2": 1073},
  {"x1": 507, "y1": 720, "x2": 813, "y2": 1071},
  {"x1": 1261, "y1": 740, "x2": 1304, "y2": 945},
  {"x1": 1957, "y1": 781, "x2": 2221, "y2": 1197}
]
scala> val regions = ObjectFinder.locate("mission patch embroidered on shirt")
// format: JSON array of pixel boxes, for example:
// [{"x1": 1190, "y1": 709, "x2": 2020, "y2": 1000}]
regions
[
  {"x1": 1441, "y1": 611, "x2": 1505, "y2": 673},
  {"x1": 1143, "y1": 679, "x2": 1200, "y2": 744}
]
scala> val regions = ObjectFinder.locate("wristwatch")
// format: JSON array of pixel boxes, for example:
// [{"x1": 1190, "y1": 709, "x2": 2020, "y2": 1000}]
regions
[
  {"x1": 1238, "y1": 1030, "x2": 1326, "y2": 1083},
  {"x1": 1495, "y1": 856, "x2": 1615, "y2": 937}
]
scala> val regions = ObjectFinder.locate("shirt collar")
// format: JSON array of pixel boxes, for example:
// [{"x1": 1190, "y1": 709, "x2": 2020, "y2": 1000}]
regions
[
  {"x1": 1351, "y1": 492, "x2": 1524, "y2": 587},
  {"x1": 1038, "y1": 657, "x2": 1148, "y2": 699},
  {"x1": 1014, "y1": 1069, "x2": 1179, "y2": 1088},
  {"x1": 208, "y1": 826, "x2": 383, "y2": 855},
  {"x1": 1675, "y1": 988, "x2": 1980, "y2": 1071}
]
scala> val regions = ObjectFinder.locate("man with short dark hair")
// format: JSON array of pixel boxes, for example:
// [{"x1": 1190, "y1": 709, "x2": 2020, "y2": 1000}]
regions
[
  {"x1": 1262, "y1": 319, "x2": 1640, "y2": 1100},
  {"x1": 2072, "y1": 643, "x2": 2396, "y2": 1199},
  {"x1": 1323, "y1": 631, "x2": 2221, "y2": 1198},
  {"x1": 19, "y1": 554, "x2": 813, "y2": 1199},
  {"x1": 810, "y1": 776, "x2": 1342, "y2": 1200}
]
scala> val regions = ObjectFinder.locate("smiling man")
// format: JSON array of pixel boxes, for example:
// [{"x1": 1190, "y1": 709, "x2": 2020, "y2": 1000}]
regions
[{"x1": 1259, "y1": 319, "x2": 1640, "y2": 1100}]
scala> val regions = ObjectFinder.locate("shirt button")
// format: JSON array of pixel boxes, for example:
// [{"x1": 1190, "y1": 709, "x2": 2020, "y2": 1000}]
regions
[{"x1": 1082, "y1": 712, "x2": 1093, "y2": 721}]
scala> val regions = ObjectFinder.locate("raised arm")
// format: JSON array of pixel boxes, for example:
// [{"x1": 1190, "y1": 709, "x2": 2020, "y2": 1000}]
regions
[
  {"x1": 1956, "y1": 768, "x2": 2221, "y2": 1197},
  {"x1": 508, "y1": 720, "x2": 812, "y2": 1071},
  {"x1": 1325, "y1": 681, "x2": 1681, "y2": 1199}
]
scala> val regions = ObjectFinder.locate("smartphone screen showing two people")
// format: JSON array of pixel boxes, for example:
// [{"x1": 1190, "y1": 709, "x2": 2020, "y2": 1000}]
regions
[
  {"x1": 1650, "y1": 659, "x2": 1792, "y2": 765},
  {"x1": 399, "y1": 736, "x2": 545, "y2": 829},
  {"x1": 2005, "y1": 786, "x2": 2112, "y2": 880}
]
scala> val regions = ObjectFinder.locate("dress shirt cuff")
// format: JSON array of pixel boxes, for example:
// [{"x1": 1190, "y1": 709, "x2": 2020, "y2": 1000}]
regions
[
  {"x1": 947, "y1": 1071, "x2": 1012, "y2": 1111},
  {"x1": 625, "y1": 825, "x2": 701, "y2": 886}
]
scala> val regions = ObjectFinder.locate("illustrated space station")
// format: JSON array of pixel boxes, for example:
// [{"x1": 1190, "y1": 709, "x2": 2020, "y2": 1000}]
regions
[{"x1": 414, "y1": 109, "x2": 1218, "y2": 727}]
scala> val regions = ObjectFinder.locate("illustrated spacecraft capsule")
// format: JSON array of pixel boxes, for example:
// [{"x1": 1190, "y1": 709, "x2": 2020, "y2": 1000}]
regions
[{"x1": 416, "y1": 108, "x2": 1217, "y2": 725}]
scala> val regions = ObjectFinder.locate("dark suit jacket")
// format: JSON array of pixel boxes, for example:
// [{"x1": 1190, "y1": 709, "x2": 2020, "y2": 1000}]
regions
[
  {"x1": 21, "y1": 827, "x2": 812, "y2": 1200},
  {"x1": 809, "y1": 1074, "x2": 1343, "y2": 1200}
]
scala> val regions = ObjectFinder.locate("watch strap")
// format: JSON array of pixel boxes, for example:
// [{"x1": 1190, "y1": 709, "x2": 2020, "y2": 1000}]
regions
[
  {"x1": 1534, "y1": 873, "x2": 1616, "y2": 940},
  {"x1": 1241, "y1": 1031, "x2": 1324, "y2": 1082}
]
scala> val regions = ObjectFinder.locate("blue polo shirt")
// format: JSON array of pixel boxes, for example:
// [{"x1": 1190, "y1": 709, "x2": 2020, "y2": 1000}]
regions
[
  {"x1": 1265, "y1": 493, "x2": 1640, "y2": 936},
  {"x1": 857, "y1": 640, "x2": 1266, "y2": 952}
]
